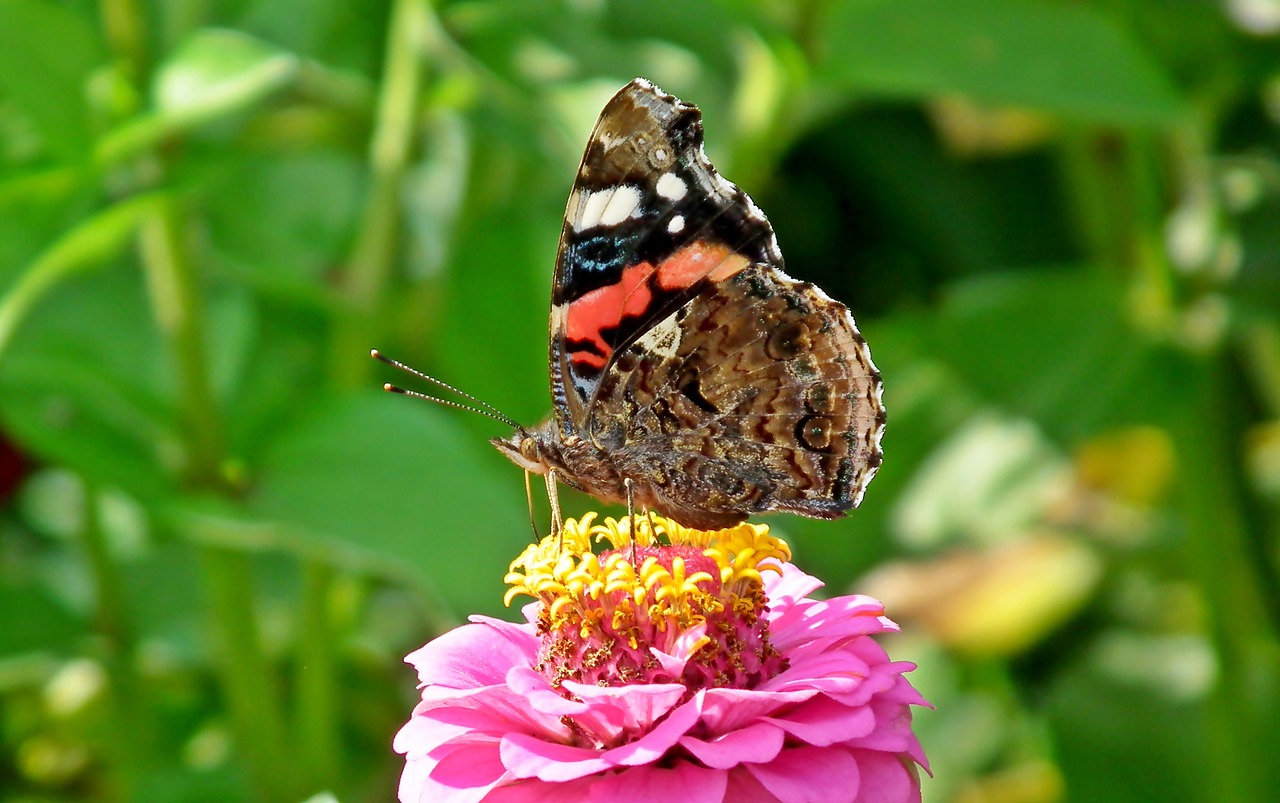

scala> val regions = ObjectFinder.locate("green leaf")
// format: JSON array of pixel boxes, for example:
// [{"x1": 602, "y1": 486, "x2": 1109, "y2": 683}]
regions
[
  {"x1": 153, "y1": 29, "x2": 297, "y2": 115},
  {"x1": 204, "y1": 152, "x2": 364, "y2": 287},
  {"x1": 0, "y1": 194, "x2": 161, "y2": 359},
  {"x1": 0, "y1": 266, "x2": 178, "y2": 501},
  {"x1": 0, "y1": 0, "x2": 104, "y2": 162},
  {"x1": 821, "y1": 0, "x2": 1185, "y2": 127},
  {"x1": 247, "y1": 392, "x2": 528, "y2": 617},
  {"x1": 95, "y1": 30, "x2": 299, "y2": 167},
  {"x1": 0, "y1": 581, "x2": 83, "y2": 657}
]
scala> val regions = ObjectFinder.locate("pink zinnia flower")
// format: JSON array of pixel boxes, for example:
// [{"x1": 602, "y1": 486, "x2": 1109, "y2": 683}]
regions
[{"x1": 394, "y1": 513, "x2": 929, "y2": 802}]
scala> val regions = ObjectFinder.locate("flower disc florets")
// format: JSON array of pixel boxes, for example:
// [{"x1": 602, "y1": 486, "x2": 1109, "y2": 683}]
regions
[{"x1": 505, "y1": 513, "x2": 792, "y2": 697}]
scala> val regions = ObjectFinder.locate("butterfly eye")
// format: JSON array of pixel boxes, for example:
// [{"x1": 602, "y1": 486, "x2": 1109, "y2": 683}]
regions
[{"x1": 519, "y1": 437, "x2": 541, "y2": 462}]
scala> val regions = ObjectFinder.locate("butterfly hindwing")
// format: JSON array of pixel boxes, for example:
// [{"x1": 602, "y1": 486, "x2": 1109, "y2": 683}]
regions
[{"x1": 595, "y1": 262, "x2": 883, "y2": 528}]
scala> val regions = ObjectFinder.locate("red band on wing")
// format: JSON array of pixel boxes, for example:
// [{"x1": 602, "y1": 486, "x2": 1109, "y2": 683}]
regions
[
  {"x1": 565, "y1": 262, "x2": 655, "y2": 369},
  {"x1": 656, "y1": 242, "x2": 750, "y2": 291}
]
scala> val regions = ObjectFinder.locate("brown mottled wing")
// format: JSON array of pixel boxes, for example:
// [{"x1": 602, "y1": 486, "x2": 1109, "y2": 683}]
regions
[{"x1": 596, "y1": 263, "x2": 884, "y2": 527}]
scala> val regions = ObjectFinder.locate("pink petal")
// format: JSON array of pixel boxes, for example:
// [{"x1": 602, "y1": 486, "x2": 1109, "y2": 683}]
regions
[
  {"x1": 679, "y1": 721, "x2": 785, "y2": 768},
  {"x1": 665, "y1": 620, "x2": 709, "y2": 660},
  {"x1": 762, "y1": 562, "x2": 825, "y2": 604},
  {"x1": 399, "y1": 740, "x2": 505, "y2": 803},
  {"x1": 506, "y1": 667, "x2": 592, "y2": 716},
  {"x1": 843, "y1": 699, "x2": 925, "y2": 763},
  {"x1": 415, "y1": 685, "x2": 570, "y2": 743},
  {"x1": 398, "y1": 751, "x2": 435, "y2": 802},
  {"x1": 500, "y1": 733, "x2": 612, "y2": 782},
  {"x1": 698, "y1": 687, "x2": 815, "y2": 735},
  {"x1": 878, "y1": 672, "x2": 930, "y2": 707},
  {"x1": 588, "y1": 761, "x2": 729, "y2": 802},
  {"x1": 724, "y1": 766, "x2": 782, "y2": 802},
  {"x1": 485, "y1": 775, "x2": 598, "y2": 802},
  {"x1": 603, "y1": 697, "x2": 702, "y2": 767},
  {"x1": 770, "y1": 598, "x2": 892, "y2": 652},
  {"x1": 746, "y1": 745, "x2": 862, "y2": 803},
  {"x1": 394, "y1": 712, "x2": 456, "y2": 758},
  {"x1": 428, "y1": 740, "x2": 509, "y2": 797},
  {"x1": 767, "y1": 696, "x2": 876, "y2": 746},
  {"x1": 765, "y1": 652, "x2": 872, "y2": 696},
  {"x1": 561, "y1": 680, "x2": 687, "y2": 733},
  {"x1": 406, "y1": 619, "x2": 536, "y2": 690},
  {"x1": 844, "y1": 749, "x2": 921, "y2": 803},
  {"x1": 649, "y1": 644, "x2": 692, "y2": 678}
]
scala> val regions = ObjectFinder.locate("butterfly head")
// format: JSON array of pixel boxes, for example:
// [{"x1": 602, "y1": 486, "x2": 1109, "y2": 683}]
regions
[{"x1": 490, "y1": 422, "x2": 560, "y2": 475}]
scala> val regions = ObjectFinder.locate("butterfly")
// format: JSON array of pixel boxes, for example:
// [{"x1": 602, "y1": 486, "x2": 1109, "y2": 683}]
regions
[{"x1": 481, "y1": 78, "x2": 885, "y2": 531}]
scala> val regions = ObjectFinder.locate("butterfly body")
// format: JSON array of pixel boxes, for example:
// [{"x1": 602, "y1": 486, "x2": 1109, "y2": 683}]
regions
[{"x1": 491, "y1": 79, "x2": 884, "y2": 530}]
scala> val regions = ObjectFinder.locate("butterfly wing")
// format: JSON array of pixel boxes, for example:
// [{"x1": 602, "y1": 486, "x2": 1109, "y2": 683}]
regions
[
  {"x1": 549, "y1": 79, "x2": 883, "y2": 525},
  {"x1": 549, "y1": 79, "x2": 777, "y2": 435}
]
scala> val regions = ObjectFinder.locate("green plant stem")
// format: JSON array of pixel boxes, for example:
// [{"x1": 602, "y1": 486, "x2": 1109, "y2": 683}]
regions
[
  {"x1": 200, "y1": 547, "x2": 296, "y2": 803},
  {"x1": 138, "y1": 198, "x2": 224, "y2": 486},
  {"x1": 296, "y1": 561, "x2": 342, "y2": 792},
  {"x1": 1175, "y1": 354, "x2": 1275, "y2": 803},
  {"x1": 331, "y1": 0, "x2": 429, "y2": 389},
  {"x1": 1057, "y1": 129, "x2": 1127, "y2": 270},
  {"x1": 1121, "y1": 129, "x2": 1176, "y2": 320},
  {"x1": 80, "y1": 480, "x2": 150, "y2": 800},
  {"x1": 97, "y1": 0, "x2": 149, "y2": 83},
  {"x1": 137, "y1": 197, "x2": 293, "y2": 802}
]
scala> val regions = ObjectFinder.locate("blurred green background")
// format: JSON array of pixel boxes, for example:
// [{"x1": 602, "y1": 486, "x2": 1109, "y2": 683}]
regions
[{"x1": 2, "y1": 0, "x2": 1279, "y2": 801}]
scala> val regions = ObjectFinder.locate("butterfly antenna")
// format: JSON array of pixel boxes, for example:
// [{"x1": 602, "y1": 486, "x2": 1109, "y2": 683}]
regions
[{"x1": 370, "y1": 349, "x2": 521, "y2": 429}]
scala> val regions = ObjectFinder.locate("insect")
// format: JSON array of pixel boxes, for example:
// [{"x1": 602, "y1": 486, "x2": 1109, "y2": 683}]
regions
[{"x1": 379, "y1": 78, "x2": 884, "y2": 532}]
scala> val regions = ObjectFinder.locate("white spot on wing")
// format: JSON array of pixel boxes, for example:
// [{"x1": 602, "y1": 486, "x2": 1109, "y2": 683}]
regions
[
  {"x1": 667, "y1": 215, "x2": 685, "y2": 233},
  {"x1": 656, "y1": 172, "x2": 688, "y2": 201},
  {"x1": 576, "y1": 188, "x2": 613, "y2": 231},
  {"x1": 565, "y1": 190, "x2": 583, "y2": 228},
  {"x1": 599, "y1": 184, "x2": 642, "y2": 226}
]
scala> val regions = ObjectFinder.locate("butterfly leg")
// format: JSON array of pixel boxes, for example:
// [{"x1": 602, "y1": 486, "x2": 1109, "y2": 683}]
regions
[
  {"x1": 545, "y1": 469, "x2": 564, "y2": 546},
  {"x1": 625, "y1": 478, "x2": 639, "y2": 565},
  {"x1": 524, "y1": 471, "x2": 540, "y2": 541}
]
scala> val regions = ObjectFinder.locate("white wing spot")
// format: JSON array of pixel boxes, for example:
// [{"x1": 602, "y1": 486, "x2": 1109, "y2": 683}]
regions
[
  {"x1": 576, "y1": 188, "x2": 613, "y2": 231},
  {"x1": 598, "y1": 184, "x2": 642, "y2": 227},
  {"x1": 667, "y1": 215, "x2": 685, "y2": 234},
  {"x1": 656, "y1": 172, "x2": 688, "y2": 201}
]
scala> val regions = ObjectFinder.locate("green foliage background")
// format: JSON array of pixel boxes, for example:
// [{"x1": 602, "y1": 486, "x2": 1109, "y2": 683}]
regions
[{"x1": 1, "y1": 0, "x2": 1278, "y2": 801}]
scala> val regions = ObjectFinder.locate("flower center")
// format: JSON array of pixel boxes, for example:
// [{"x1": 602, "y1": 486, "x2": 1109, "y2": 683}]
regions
[{"x1": 505, "y1": 513, "x2": 792, "y2": 696}]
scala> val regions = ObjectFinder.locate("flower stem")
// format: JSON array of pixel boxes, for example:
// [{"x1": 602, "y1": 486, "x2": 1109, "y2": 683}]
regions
[{"x1": 295, "y1": 561, "x2": 343, "y2": 792}]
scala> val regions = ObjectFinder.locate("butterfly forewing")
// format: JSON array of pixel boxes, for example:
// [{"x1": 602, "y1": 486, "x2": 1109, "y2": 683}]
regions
[{"x1": 549, "y1": 80, "x2": 779, "y2": 433}]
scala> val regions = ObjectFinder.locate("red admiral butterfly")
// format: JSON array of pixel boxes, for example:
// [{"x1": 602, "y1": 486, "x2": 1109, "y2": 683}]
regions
[
  {"x1": 487, "y1": 78, "x2": 885, "y2": 530},
  {"x1": 377, "y1": 79, "x2": 883, "y2": 531}
]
